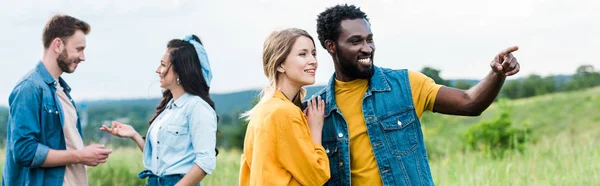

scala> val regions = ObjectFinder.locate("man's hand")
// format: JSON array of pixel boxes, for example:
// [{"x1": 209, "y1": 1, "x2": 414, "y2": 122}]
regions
[
  {"x1": 491, "y1": 46, "x2": 520, "y2": 76},
  {"x1": 76, "y1": 144, "x2": 112, "y2": 166}
]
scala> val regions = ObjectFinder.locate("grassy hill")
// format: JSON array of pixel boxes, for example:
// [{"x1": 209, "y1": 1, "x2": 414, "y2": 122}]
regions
[
  {"x1": 421, "y1": 86, "x2": 600, "y2": 157},
  {"x1": 423, "y1": 86, "x2": 600, "y2": 185}
]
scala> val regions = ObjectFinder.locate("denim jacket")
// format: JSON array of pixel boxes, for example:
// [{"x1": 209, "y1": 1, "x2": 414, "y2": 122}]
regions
[
  {"x1": 2, "y1": 61, "x2": 82, "y2": 186},
  {"x1": 314, "y1": 66, "x2": 434, "y2": 186}
]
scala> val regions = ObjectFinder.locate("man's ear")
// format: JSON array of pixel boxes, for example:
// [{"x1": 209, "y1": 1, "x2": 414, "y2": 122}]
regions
[
  {"x1": 325, "y1": 40, "x2": 336, "y2": 55},
  {"x1": 52, "y1": 38, "x2": 64, "y2": 54}
]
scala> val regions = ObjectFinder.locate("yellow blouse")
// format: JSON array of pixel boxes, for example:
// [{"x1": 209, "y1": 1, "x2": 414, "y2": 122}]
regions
[{"x1": 239, "y1": 90, "x2": 331, "y2": 186}]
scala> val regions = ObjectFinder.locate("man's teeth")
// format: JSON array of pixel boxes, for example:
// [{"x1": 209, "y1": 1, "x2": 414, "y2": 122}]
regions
[
  {"x1": 359, "y1": 58, "x2": 370, "y2": 63},
  {"x1": 305, "y1": 69, "x2": 315, "y2": 73}
]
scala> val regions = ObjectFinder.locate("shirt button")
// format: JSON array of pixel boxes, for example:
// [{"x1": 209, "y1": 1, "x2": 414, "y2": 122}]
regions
[
  {"x1": 156, "y1": 157, "x2": 159, "y2": 159},
  {"x1": 338, "y1": 133, "x2": 343, "y2": 138},
  {"x1": 398, "y1": 120, "x2": 403, "y2": 126},
  {"x1": 339, "y1": 162, "x2": 343, "y2": 167},
  {"x1": 326, "y1": 149, "x2": 330, "y2": 154},
  {"x1": 157, "y1": 141, "x2": 160, "y2": 144}
]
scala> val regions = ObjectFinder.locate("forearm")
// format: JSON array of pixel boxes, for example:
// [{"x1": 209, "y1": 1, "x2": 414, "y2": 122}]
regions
[
  {"x1": 465, "y1": 70, "x2": 506, "y2": 112},
  {"x1": 41, "y1": 149, "x2": 81, "y2": 167},
  {"x1": 176, "y1": 164, "x2": 206, "y2": 186},
  {"x1": 309, "y1": 126, "x2": 323, "y2": 145},
  {"x1": 131, "y1": 133, "x2": 145, "y2": 152}
]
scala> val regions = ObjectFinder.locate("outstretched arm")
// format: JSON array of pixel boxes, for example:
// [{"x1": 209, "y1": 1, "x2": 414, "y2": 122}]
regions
[{"x1": 433, "y1": 46, "x2": 520, "y2": 116}]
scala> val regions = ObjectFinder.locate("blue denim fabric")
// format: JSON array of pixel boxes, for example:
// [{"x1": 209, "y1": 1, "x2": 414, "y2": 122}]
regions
[
  {"x1": 139, "y1": 170, "x2": 200, "y2": 186},
  {"x1": 313, "y1": 66, "x2": 434, "y2": 186},
  {"x1": 2, "y1": 61, "x2": 83, "y2": 186}
]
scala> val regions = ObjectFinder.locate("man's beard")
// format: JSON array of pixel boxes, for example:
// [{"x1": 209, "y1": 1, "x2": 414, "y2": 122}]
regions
[
  {"x1": 336, "y1": 48, "x2": 374, "y2": 79},
  {"x1": 57, "y1": 50, "x2": 78, "y2": 74}
]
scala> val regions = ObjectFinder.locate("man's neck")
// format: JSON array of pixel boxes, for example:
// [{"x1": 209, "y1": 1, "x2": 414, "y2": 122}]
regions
[
  {"x1": 334, "y1": 65, "x2": 357, "y2": 82},
  {"x1": 41, "y1": 54, "x2": 62, "y2": 80}
]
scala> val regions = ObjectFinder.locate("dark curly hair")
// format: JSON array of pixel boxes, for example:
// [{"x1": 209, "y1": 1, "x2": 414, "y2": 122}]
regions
[{"x1": 316, "y1": 4, "x2": 369, "y2": 49}]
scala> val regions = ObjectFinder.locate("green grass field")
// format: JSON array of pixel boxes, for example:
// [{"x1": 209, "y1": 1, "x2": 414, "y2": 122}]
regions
[{"x1": 1, "y1": 87, "x2": 599, "y2": 185}]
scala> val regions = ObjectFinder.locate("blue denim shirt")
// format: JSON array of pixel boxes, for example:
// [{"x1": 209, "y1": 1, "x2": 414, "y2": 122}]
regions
[
  {"x1": 139, "y1": 93, "x2": 217, "y2": 181},
  {"x1": 313, "y1": 66, "x2": 434, "y2": 186},
  {"x1": 2, "y1": 62, "x2": 83, "y2": 186}
]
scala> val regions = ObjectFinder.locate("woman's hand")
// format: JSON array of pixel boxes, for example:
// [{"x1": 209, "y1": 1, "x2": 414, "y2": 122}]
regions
[{"x1": 99, "y1": 121, "x2": 139, "y2": 139}]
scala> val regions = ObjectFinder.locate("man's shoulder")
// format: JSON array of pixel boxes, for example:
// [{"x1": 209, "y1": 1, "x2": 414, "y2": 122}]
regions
[
  {"x1": 13, "y1": 72, "x2": 45, "y2": 92},
  {"x1": 376, "y1": 66, "x2": 409, "y2": 76},
  {"x1": 9, "y1": 69, "x2": 47, "y2": 101},
  {"x1": 372, "y1": 66, "x2": 413, "y2": 84}
]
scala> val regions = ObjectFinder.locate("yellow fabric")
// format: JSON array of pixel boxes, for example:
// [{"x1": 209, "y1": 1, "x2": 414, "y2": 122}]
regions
[
  {"x1": 239, "y1": 90, "x2": 330, "y2": 186},
  {"x1": 408, "y1": 70, "x2": 443, "y2": 118},
  {"x1": 334, "y1": 70, "x2": 441, "y2": 185}
]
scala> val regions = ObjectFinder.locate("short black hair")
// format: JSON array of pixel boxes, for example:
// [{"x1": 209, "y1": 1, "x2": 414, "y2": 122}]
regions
[{"x1": 316, "y1": 4, "x2": 369, "y2": 49}]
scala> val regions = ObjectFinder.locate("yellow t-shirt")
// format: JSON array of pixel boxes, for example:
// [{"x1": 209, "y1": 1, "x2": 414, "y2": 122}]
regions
[
  {"x1": 239, "y1": 90, "x2": 330, "y2": 186},
  {"x1": 334, "y1": 70, "x2": 442, "y2": 185}
]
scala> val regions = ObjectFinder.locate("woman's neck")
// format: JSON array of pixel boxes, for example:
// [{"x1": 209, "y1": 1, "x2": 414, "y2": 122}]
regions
[
  {"x1": 170, "y1": 86, "x2": 186, "y2": 101},
  {"x1": 276, "y1": 79, "x2": 301, "y2": 101}
]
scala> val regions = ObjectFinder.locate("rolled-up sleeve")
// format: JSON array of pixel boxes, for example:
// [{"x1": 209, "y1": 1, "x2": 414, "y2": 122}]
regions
[
  {"x1": 9, "y1": 81, "x2": 49, "y2": 168},
  {"x1": 188, "y1": 100, "x2": 218, "y2": 174}
]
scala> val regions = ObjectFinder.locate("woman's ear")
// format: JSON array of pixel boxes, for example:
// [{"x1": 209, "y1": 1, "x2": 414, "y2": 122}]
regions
[{"x1": 277, "y1": 65, "x2": 285, "y2": 73}]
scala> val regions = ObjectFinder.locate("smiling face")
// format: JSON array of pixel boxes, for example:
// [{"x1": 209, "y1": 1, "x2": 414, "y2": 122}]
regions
[
  {"x1": 56, "y1": 30, "x2": 87, "y2": 74},
  {"x1": 330, "y1": 18, "x2": 375, "y2": 80},
  {"x1": 155, "y1": 49, "x2": 179, "y2": 90},
  {"x1": 278, "y1": 35, "x2": 319, "y2": 87}
]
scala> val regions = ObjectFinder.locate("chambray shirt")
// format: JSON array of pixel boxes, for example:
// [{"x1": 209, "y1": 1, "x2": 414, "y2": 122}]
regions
[{"x1": 142, "y1": 93, "x2": 217, "y2": 177}]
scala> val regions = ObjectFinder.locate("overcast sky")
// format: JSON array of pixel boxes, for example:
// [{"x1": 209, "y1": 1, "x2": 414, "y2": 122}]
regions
[{"x1": 0, "y1": 0, "x2": 598, "y2": 106}]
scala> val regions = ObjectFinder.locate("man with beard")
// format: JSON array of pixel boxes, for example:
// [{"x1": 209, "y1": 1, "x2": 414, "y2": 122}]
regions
[
  {"x1": 312, "y1": 4, "x2": 520, "y2": 186},
  {"x1": 3, "y1": 15, "x2": 112, "y2": 186}
]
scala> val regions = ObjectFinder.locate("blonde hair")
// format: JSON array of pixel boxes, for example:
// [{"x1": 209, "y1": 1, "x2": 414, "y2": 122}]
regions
[{"x1": 241, "y1": 28, "x2": 315, "y2": 119}]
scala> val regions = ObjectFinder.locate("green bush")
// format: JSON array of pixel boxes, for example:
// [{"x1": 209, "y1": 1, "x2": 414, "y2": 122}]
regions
[{"x1": 462, "y1": 100, "x2": 531, "y2": 158}]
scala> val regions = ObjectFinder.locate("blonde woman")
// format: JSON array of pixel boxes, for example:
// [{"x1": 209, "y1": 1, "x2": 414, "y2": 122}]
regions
[{"x1": 239, "y1": 28, "x2": 330, "y2": 186}]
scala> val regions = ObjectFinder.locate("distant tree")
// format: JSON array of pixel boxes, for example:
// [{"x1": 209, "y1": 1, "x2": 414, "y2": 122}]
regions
[
  {"x1": 0, "y1": 108, "x2": 7, "y2": 145},
  {"x1": 217, "y1": 98, "x2": 259, "y2": 150},
  {"x1": 453, "y1": 80, "x2": 473, "y2": 90},
  {"x1": 219, "y1": 114, "x2": 233, "y2": 126},
  {"x1": 565, "y1": 64, "x2": 600, "y2": 91},
  {"x1": 521, "y1": 75, "x2": 554, "y2": 98},
  {"x1": 500, "y1": 80, "x2": 521, "y2": 99},
  {"x1": 501, "y1": 74, "x2": 556, "y2": 99},
  {"x1": 421, "y1": 67, "x2": 450, "y2": 86}
]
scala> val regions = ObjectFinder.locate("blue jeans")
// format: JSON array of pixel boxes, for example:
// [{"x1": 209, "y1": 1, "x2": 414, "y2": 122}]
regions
[{"x1": 138, "y1": 170, "x2": 199, "y2": 186}]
